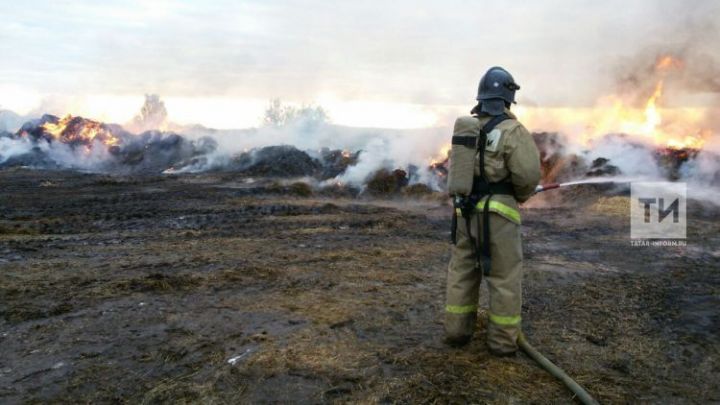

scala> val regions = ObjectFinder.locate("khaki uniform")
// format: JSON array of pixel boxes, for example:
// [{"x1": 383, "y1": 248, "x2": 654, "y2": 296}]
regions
[{"x1": 445, "y1": 109, "x2": 541, "y2": 354}]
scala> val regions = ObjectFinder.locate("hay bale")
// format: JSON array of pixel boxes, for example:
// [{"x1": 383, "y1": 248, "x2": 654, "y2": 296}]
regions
[
  {"x1": 586, "y1": 158, "x2": 620, "y2": 177},
  {"x1": 318, "y1": 183, "x2": 360, "y2": 198},
  {"x1": 229, "y1": 145, "x2": 322, "y2": 177},
  {"x1": 288, "y1": 182, "x2": 313, "y2": 197},
  {"x1": 589, "y1": 196, "x2": 630, "y2": 216},
  {"x1": 402, "y1": 183, "x2": 434, "y2": 197},
  {"x1": 318, "y1": 148, "x2": 360, "y2": 179},
  {"x1": 365, "y1": 169, "x2": 408, "y2": 196}
]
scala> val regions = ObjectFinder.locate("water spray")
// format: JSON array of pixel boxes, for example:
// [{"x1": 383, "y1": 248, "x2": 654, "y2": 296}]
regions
[{"x1": 535, "y1": 178, "x2": 637, "y2": 193}]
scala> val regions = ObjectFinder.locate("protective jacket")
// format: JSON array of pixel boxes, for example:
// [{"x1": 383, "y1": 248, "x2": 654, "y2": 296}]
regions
[{"x1": 463, "y1": 109, "x2": 540, "y2": 220}]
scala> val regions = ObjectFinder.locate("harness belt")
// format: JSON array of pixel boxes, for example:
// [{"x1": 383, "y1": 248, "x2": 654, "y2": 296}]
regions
[{"x1": 473, "y1": 179, "x2": 514, "y2": 195}]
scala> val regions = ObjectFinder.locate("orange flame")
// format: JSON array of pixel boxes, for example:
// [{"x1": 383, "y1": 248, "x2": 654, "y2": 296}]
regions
[
  {"x1": 655, "y1": 55, "x2": 684, "y2": 71},
  {"x1": 520, "y1": 55, "x2": 709, "y2": 151},
  {"x1": 615, "y1": 55, "x2": 706, "y2": 149},
  {"x1": 430, "y1": 144, "x2": 450, "y2": 166},
  {"x1": 40, "y1": 115, "x2": 120, "y2": 147}
]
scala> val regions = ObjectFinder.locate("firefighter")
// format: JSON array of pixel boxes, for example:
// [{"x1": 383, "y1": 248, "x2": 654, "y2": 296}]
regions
[{"x1": 444, "y1": 66, "x2": 541, "y2": 356}]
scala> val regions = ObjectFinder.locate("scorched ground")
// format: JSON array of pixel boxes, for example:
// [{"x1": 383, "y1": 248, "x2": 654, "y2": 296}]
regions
[{"x1": 0, "y1": 169, "x2": 719, "y2": 403}]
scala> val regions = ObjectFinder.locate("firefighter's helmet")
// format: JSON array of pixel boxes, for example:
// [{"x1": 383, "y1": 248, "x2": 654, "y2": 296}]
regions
[{"x1": 475, "y1": 66, "x2": 520, "y2": 115}]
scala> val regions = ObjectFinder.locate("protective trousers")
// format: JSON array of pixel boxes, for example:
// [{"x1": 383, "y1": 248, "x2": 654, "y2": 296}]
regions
[{"x1": 445, "y1": 210, "x2": 523, "y2": 354}]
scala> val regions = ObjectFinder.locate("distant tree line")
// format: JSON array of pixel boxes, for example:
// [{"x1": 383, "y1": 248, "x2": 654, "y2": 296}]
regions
[{"x1": 262, "y1": 99, "x2": 329, "y2": 129}]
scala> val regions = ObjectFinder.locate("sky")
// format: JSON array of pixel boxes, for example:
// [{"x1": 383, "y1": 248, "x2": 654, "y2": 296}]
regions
[{"x1": 0, "y1": 0, "x2": 718, "y2": 129}]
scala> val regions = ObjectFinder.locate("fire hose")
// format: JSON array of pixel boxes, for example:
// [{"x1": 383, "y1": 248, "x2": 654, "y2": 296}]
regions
[
  {"x1": 513, "y1": 183, "x2": 600, "y2": 405},
  {"x1": 518, "y1": 333, "x2": 599, "y2": 405}
]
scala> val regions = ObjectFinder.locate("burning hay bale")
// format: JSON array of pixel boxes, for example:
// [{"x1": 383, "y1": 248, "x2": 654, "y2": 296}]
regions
[
  {"x1": 0, "y1": 115, "x2": 371, "y2": 187},
  {"x1": 530, "y1": 130, "x2": 718, "y2": 186},
  {"x1": 19, "y1": 114, "x2": 121, "y2": 147},
  {"x1": 685, "y1": 151, "x2": 720, "y2": 187},
  {"x1": 213, "y1": 146, "x2": 362, "y2": 181},
  {"x1": 365, "y1": 168, "x2": 409, "y2": 196},
  {"x1": 2, "y1": 105, "x2": 717, "y2": 201},
  {"x1": 318, "y1": 148, "x2": 360, "y2": 179},
  {"x1": 317, "y1": 182, "x2": 361, "y2": 198},
  {"x1": 533, "y1": 132, "x2": 565, "y2": 176},
  {"x1": 0, "y1": 144, "x2": 61, "y2": 169},
  {"x1": 228, "y1": 145, "x2": 322, "y2": 177},
  {"x1": 532, "y1": 132, "x2": 589, "y2": 183},
  {"x1": 533, "y1": 132, "x2": 565, "y2": 160},
  {"x1": 259, "y1": 180, "x2": 315, "y2": 197},
  {"x1": 654, "y1": 147, "x2": 700, "y2": 180},
  {"x1": 1, "y1": 114, "x2": 218, "y2": 174},
  {"x1": 586, "y1": 158, "x2": 620, "y2": 177},
  {"x1": 116, "y1": 132, "x2": 218, "y2": 174},
  {"x1": 402, "y1": 183, "x2": 435, "y2": 197},
  {"x1": 428, "y1": 158, "x2": 449, "y2": 189},
  {"x1": 288, "y1": 182, "x2": 313, "y2": 197},
  {"x1": 546, "y1": 154, "x2": 589, "y2": 183}
]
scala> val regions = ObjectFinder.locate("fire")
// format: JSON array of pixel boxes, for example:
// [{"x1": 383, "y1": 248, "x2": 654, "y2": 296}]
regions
[
  {"x1": 429, "y1": 144, "x2": 450, "y2": 178},
  {"x1": 521, "y1": 55, "x2": 709, "y2": 151},
  {"x1": 613, "y1": 78, "x2": 707, "y2": 150},
  {"x1": 430, "y1": 144, "x2": 450, "y2": 166},
  {"x1": 643, "y1": 80, "x2": 663, "y2": 134},
  {"x1": 607, "y1": 55, "x2": 707, "y2": 149},
  {"x1": 655, "y1": 55, "x2": 684, "y2": 71},
  {"x1": 432, "y1": 54, "x2": 707, "y2": 174},
  {"x1": 613, "y1": 74, "x2": 707, "y2": 150},
  {"x1": 40, "y1": 115, "x2": 120, "y2": 147}
]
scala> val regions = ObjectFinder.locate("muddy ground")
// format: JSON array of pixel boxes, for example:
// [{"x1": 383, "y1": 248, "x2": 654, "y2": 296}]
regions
[{"x1": 1, "y1": 168, "x2": 718, "y2": 404}]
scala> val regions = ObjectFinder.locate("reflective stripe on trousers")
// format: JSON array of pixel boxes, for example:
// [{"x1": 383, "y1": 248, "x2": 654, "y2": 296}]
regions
[
  {"x1": 445, "y1": 304, "x2": 477, "y2": 314},
  {"x1": 445, "y1": 305, "x2": 521, "y2": 326},
  {"x1": 489, "y1": 313, "x2": 521, "y2": 326},
  {"x1": 454, "y1": 200, "x2": 521, "y2": 225}
]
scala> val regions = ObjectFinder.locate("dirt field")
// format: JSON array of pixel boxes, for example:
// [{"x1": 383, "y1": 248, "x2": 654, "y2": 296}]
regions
[{"x1": 1, "y1": 169, "x2": 718, "y2": 404}]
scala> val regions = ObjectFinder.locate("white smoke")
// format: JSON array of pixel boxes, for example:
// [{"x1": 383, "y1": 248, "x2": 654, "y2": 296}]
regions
[
  {"x1": 334, "y1": 137, "x2": 389, "y2": 185},
  {"x1": 2, "y1": 92, "x2": 717, "y2": 202},
  {"x1": 41, "y1": 140, "x2": 115, "y2": 171},
  {"x1": 681, "y1": 150, "x2": 720, "y2": 185},
  {"x1": 0, "y1": 110, "x2": 35, "y2": 133},
  {"x1": 0, "y1": 136, "x2": 34, "y2": 164},
  {"x1": 581, "y1": 135, "x2": 663, "y2": 178},
  {"x1": 0, "y1": 135, "x2": 114, "y2": 170},
  {"x1": 185, "y1": 103, "x2": 449, "y2": 188}
]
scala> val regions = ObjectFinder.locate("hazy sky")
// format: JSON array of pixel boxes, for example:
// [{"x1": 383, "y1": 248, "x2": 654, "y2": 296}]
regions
[{"x1": 0, "y1": 0, "x2": 717, "y2": 128}]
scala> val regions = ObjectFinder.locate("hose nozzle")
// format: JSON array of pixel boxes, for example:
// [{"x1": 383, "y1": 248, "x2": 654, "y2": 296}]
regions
[{"x1": 535, "y1": 183, "x2": 560, "y2": 193}]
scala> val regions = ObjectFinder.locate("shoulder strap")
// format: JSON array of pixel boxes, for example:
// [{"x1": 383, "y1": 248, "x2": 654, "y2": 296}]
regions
[
  {"x1": 480, "y1": 113, "x2": 510, "y2": 137},
  {"x1": 476, "y1": 113, "x2": 511, "y2": 278},
  {"x1": 451, "y1": 114, "x2": 510, "y2": 148},
  {"x1": 477, "y1": 113, "x2": 510, "y2": 181}
]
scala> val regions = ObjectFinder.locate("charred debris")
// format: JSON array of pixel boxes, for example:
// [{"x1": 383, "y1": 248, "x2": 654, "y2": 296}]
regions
[{"x1": 1, "y1": 114, "x2": 713, "y2": 197}]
